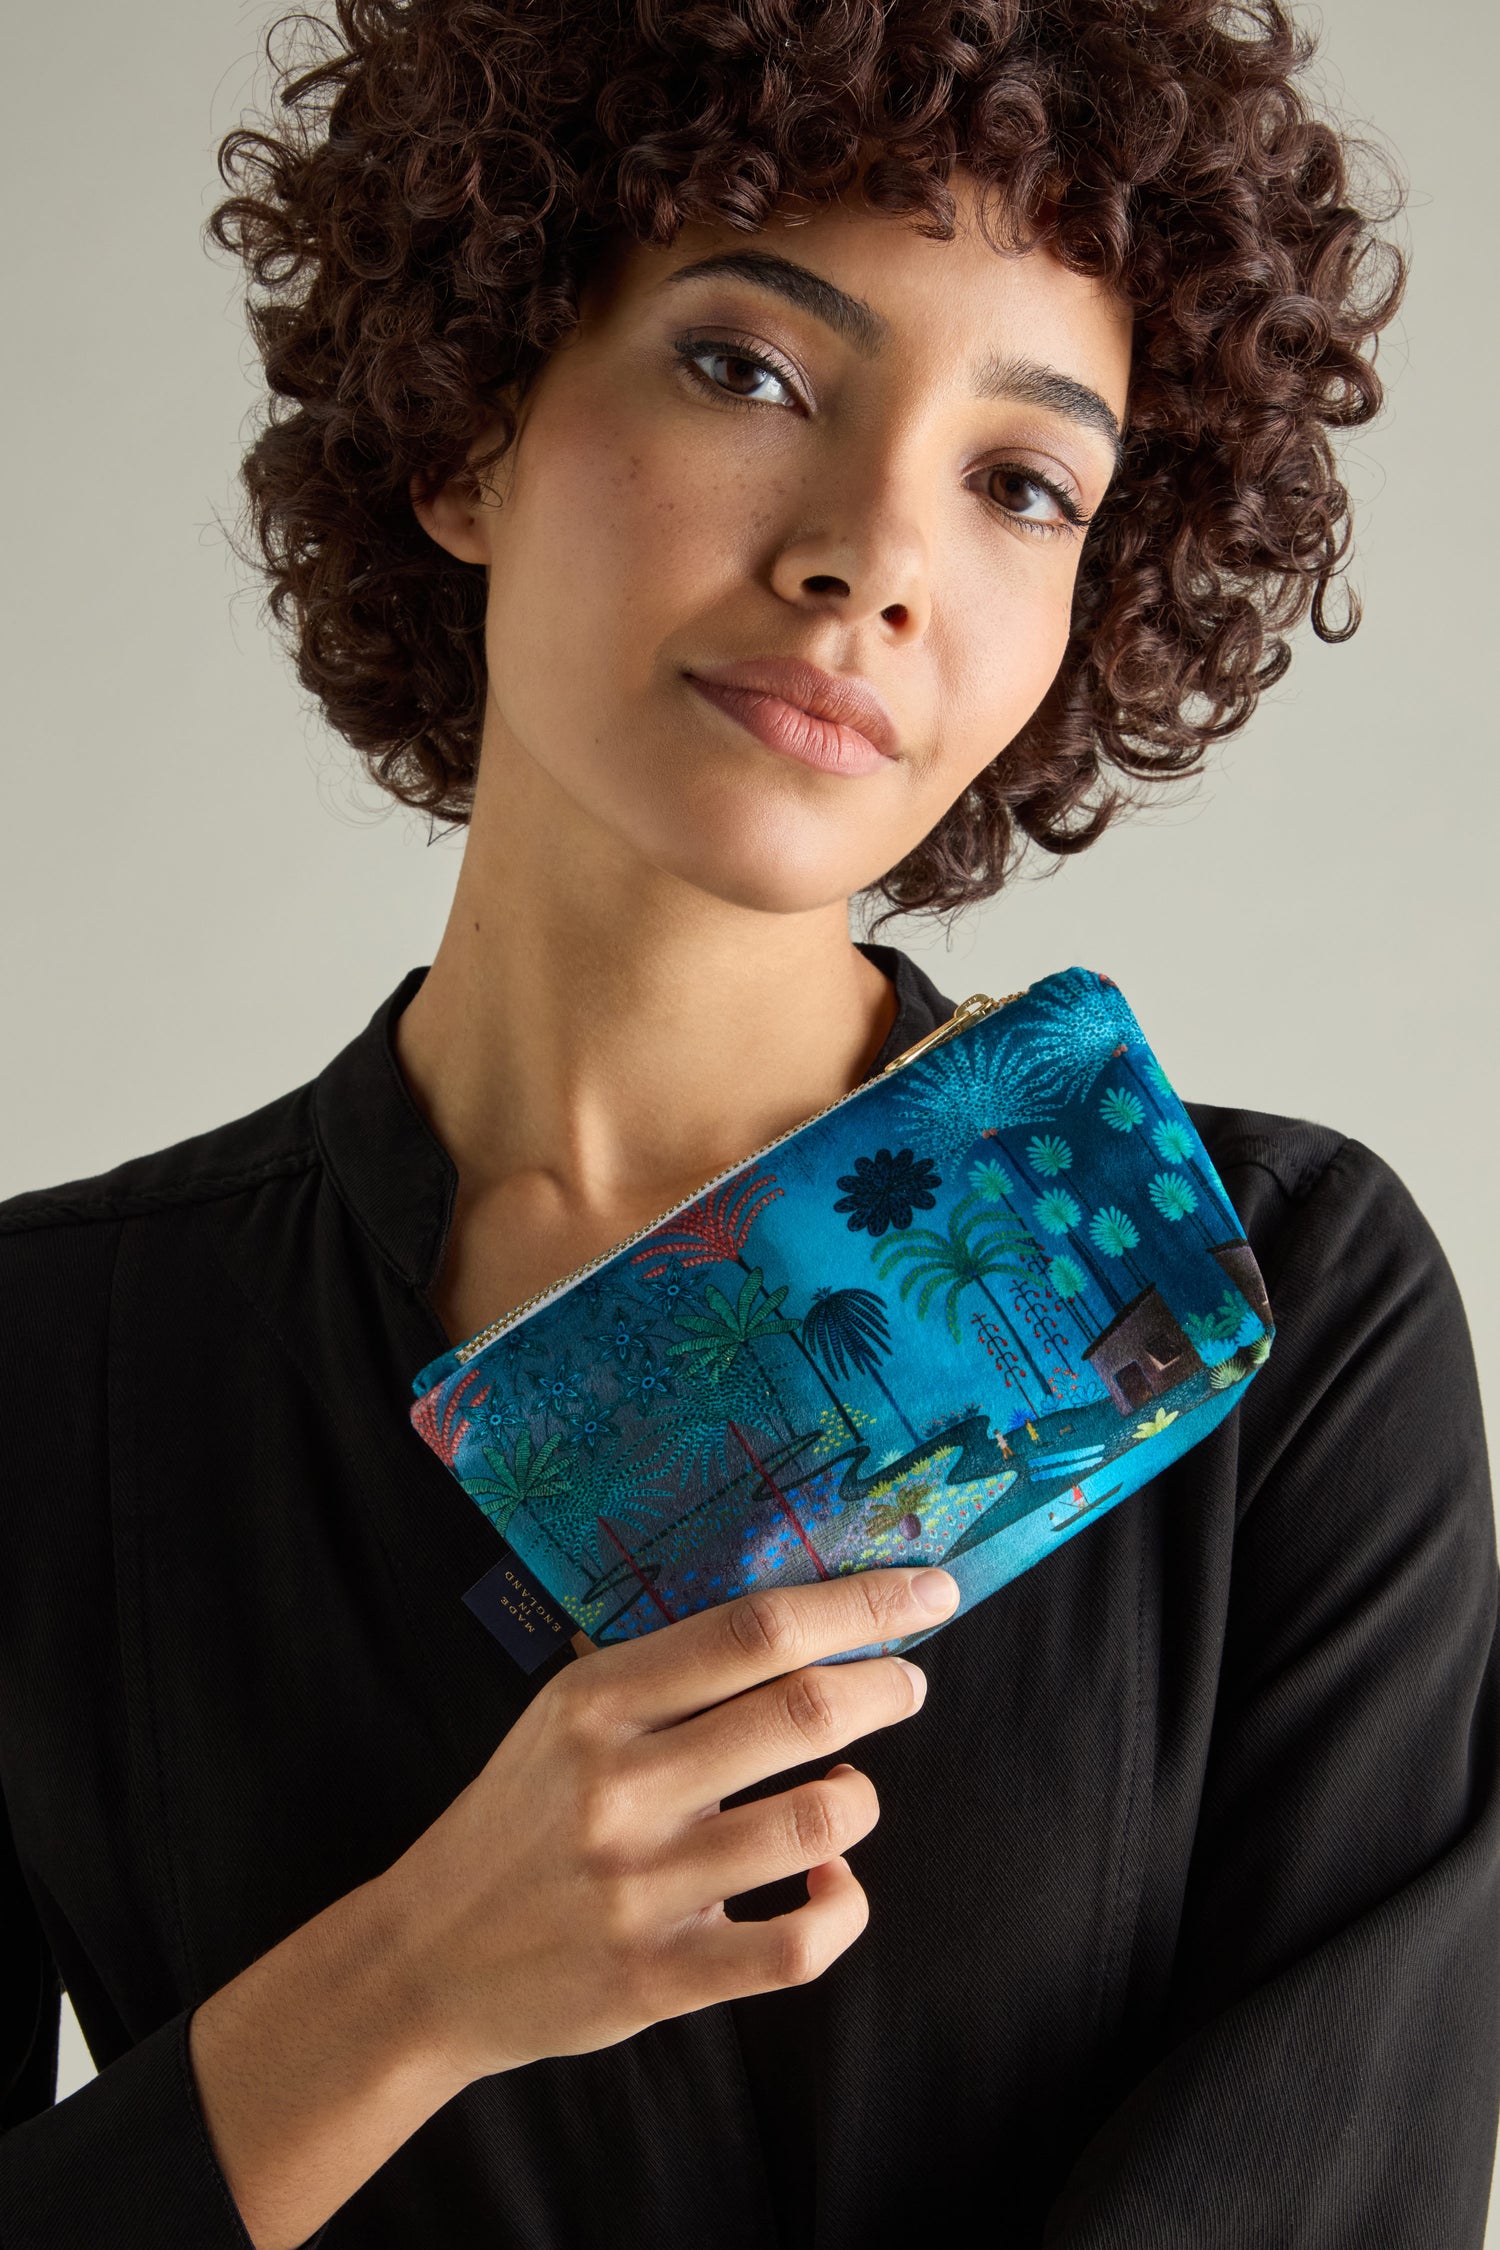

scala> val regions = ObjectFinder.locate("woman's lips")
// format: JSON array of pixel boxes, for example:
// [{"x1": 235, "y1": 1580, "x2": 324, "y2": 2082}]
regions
[{"x1": 684, "y1": 658, "x2": 899, "y2": 777}]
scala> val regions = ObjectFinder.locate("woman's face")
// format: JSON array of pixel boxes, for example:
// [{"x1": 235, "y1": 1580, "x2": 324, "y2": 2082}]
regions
[{"x1": 419, "y1": 172, "x2": 1132, "y2": 916}]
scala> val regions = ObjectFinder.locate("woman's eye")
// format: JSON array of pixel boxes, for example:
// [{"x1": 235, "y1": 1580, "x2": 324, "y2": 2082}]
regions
[
  {"x1": 676, "y1": 340, "x2": 802, "y2": 411},
  {"x1": 983, "y1": 466, "x2": 1084, "y2": 536}
]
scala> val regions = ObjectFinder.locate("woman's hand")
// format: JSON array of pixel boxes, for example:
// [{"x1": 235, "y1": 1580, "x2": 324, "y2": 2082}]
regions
[
  {"x1": 385, "y1": 1562, "x2": 960, "y2": 2085},
  {"x1": 189, "y1": 1563, "x2": 958, "y2": 2248}
]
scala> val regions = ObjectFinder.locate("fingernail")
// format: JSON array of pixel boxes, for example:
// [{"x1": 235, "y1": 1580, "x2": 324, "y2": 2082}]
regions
[
  {"x1": 911, "y1": 1569, "x2": 959, "y2": 1614},
  {"x1": 908, "y1": 1575, "x2": 958, "y2": 1611},
  {"x1": 895, "y1": 1659, "x2": 927, "y2": 1698}
]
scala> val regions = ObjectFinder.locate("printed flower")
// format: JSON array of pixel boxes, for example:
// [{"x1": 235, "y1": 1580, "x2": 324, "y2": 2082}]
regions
[
  {"x1": 529, "y1": 1362, "x2": 585, "y2": 1420},
  {"x1": 1209, "y1": 1357, "x2": 1250, "y2": 1390},
  {"x1": 1099, "y1": 1087, "x2": 1145, "y2": 1133},
  {"x1": 1145, "y1": 1058, "x2": 1175, "y2": 1098},
  {"x1": 564, "y1": 1400, "x2": 619, "y2": 1455},
  {"x1": 833, "y1": 1146, "x2": 942, "y2": 1237},
  {"x1": 620, "y1": 1351, "x2": 676, "y2": 1415},
  {"x1": 483, "y1": 1397, "x2": 529, "y2": 1435},
  {"x1": 1131, "y1": 1406, "x2": 1180, "y2": 1441},
  {"x1": 647, "y1": 1267, "x2": 687, "y2": 1317}
]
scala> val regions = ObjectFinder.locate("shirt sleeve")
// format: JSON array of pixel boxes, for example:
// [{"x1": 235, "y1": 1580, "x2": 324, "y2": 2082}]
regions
[
  {"x1": 0, "y1": 1786, "x2": 258, "y2": 2248},
  {"x1": 1043, "y1": 1137, "x2": 1500, "y2": 2248}
]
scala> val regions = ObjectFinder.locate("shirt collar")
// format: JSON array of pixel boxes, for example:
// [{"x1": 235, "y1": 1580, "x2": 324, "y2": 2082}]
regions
[{"x1": 312, "y1": 941, "x2": 955, "y2": 1292}]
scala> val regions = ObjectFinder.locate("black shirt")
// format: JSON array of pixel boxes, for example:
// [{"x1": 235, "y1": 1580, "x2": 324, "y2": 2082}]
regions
[{"x1": 0, "y1": 941, "x2": 1496, "y2": 2248}]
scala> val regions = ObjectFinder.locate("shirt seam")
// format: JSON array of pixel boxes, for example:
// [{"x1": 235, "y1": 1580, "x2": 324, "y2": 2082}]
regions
[
  {"x1": 309, "y1": 1003, "x2": 458, "y2": 1291},
  {"x1": 308, "y1": 1090, "x2": 431, "y2": 1290},
  {"x1": 0, "y1": 1147, "x2": 319, "y2": 1236}
]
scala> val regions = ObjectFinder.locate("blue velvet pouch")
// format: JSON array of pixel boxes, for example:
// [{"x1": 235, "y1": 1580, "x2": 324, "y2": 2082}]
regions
[{"x1": 410, "y1": 966, "x2": 1272, "y2": 1666}]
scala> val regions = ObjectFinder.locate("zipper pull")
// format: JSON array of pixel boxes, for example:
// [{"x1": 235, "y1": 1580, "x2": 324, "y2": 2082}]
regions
[{"x1": 876, "y1": 989, "x2": 1021, "y2": 1078}]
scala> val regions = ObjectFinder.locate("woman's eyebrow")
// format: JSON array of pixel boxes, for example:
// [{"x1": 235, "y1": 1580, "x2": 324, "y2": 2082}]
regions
[
  {"x1": 659, "y1": 250, "x2": 888, "y2": 354},
  {"x1": 975, "y1": 355, "x2": 1124, "y2": 461},
  {"x1": 658, "y1": 250, "x2": 1122, "y2": 458}
]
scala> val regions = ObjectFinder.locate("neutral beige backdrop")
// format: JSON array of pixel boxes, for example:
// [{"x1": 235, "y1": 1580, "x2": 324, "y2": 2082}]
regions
[{"x1": 3, "y1": 0, "x2": 1496, "y2": 2229}]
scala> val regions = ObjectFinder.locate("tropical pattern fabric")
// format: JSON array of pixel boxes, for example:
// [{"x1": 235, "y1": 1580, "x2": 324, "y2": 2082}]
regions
[{"x1": 410, "y1": 967, "x2": 1274, "y2": 1665}]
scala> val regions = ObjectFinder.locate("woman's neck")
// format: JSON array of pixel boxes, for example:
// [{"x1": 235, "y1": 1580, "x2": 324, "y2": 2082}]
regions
[{"x1": 390, "y1": 754, "x2": 899, "y2": 1339}]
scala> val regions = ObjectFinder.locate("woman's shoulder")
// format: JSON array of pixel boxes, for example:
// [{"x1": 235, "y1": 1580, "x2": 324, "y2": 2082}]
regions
[
  {"x1": 0, "y1": 1078, "x2": 322, "y2": 1338},
  {"x1": 0, "y1": 1085, "x2": 327, "y2": 1583},
  {"x1": 1185, "y1": 1097, "x2": 1455, "y2": 1306},
  {"x1": 1187, "y1": 1099, "x2": 1486, "y2": 1530}
]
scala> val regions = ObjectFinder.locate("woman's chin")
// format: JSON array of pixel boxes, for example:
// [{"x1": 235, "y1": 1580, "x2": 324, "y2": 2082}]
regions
[{"x1": 637, "y1": 825, "x2": 885, "y2": 920}]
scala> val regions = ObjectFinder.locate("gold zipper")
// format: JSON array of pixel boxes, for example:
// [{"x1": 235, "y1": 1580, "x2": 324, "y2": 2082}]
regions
[{"x1": 450, "y1": 987, "x2": 1023, "y2": 1364}]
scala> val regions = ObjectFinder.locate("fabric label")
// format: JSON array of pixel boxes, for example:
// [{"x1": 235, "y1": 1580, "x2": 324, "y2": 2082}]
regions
[{"x1": 462, "y1": 1550, "x2": 576, "y2": 1673}]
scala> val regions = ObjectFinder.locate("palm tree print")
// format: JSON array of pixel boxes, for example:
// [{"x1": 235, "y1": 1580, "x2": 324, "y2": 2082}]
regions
[
  {"x1": 1147, "y1": 1170, "x2": 1216, "y2": 1244},
  {"x1": 870, "y1": 1190, "x2": 1057, "y2": 1400},
  {"x1": 968, "y1": 1156, "x2": 1015, "y2": 1203},
  {"x1": 1046, "y1": 1255, "x2": 1097, "y2": 1344},
  {"x1": 1027, "y1": 1181, "x2": 1118, "y2": 1309},
  {"x1": 801, "y1": 1285, "x2": 922, "y2": 1446},
  {"x1": 833, "y1": 1147, "x2": 942, "y2": 1237},
  {"x1": 1087, "y1": 1205, "x2": 1147, "y2": 1298},
  {"x1": 1151, "y1": 1120, "x2": 1194, "y2": 1167},
  {"x1": 971, "y1": 1152, "x2": 1104, "y2": 1306},
  {"x1": 631, "y1": 1169, "x2": 783, "y2": 1277},
  {"x1": 688, "y1": 1249, "x2": 876, "y2": 1452},
  {"x1": 464, "y1": 1428, "x2": 569, "y2": 1539},
  {"x1": 893, "y1": 973, "x2": 1143, "y2": 1167},
  {"x1": 980, "y1": 1121, "x2": 1129, "y2": 1323},
  {"x1": 1027, "y1": 1134, "x2": 1074, "y2": 1179},
  {"x1": 1150, "y1": 1118, "x2": 1235, "y2": 1233},
  {"x1": 1182, "y1": 1288, "x2": 1253, "y2": 1350},
  {"x1": 1207, "y1": 1334, "x2": 1272, "y2": 1390},
  {"x1": 894, "y1": 1042, "x2": 1038, "y2": 1169},
  {"x1": 667, "y1": 1267, "x2": 799, "y2": 1416},
  {"x1": 411, "y1": 1367, "x2": 492, "y2": 1468},
  {"x1": 1113, "y1": 1049, "x2": 1171, "y2": 1127},
  {"x1": 1033, "y1": 1188, "x2": 1083, "y2": 1236},
  {"x1": 1100, "y1": 1086, "x2": 1145, "y2": 1133},
  {"x1": 409, "y1": 958, "x2": 1283, "y2": 1649},
  {"x1": 972, "y1": 1131, "x2": 1113, "y2": 1346}
]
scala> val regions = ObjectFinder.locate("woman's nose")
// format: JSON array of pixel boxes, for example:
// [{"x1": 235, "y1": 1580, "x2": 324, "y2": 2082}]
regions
[{"x1": 767, "y1": 494, "x2": 931, "y2": 639}]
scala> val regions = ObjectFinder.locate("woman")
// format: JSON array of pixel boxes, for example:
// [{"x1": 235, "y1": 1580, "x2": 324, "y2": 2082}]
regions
[{"x1": 0, "y1": 2, "x2": 1495, "y2": 2245}]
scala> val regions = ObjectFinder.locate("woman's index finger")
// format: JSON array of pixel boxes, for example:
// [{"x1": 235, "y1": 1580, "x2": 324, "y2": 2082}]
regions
[{"x1": 564, "y1": 1568, "x2": 958, "y2": 1733}]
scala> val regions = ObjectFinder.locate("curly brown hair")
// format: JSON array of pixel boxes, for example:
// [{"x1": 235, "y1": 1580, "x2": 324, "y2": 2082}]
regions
[{"x1": 209, "y1": 0, "x2": 1404, "y2": 930}]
